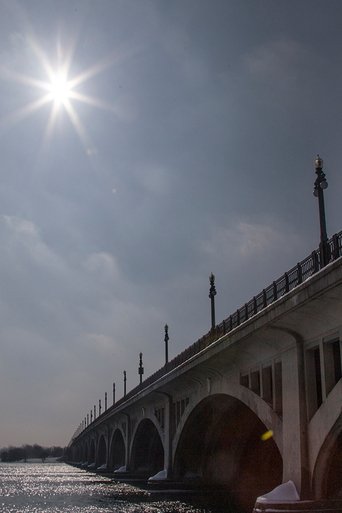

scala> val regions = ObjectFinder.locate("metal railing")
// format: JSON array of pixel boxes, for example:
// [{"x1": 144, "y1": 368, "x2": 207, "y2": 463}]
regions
[{"x1": 75, "y1": 231, "x2": 342, "y2": 437}]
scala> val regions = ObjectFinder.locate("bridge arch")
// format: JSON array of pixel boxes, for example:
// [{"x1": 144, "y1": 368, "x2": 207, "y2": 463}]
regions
[
  {"x1": 173, "y1": 393, "x2": 282, "y2": 511},
  {"x1": 109, "y1": 428, "x2": 126, "y2": 470},
  {"x1": 80, "y1": 442, "x2": 85, "y2": 462},
  {"x1": 89, "y1": 438, "x2": 96, "y2": 464},
  {"x1": 83, "y1": 440, "x2": 89, "y2": 463},
  {"x1": 72, "y1": 444, "x2": 81, "y2": 462},
  {"x1": 97, "y1": 434, "x2": 107, "y2": 466},
  {"x1": 312, "y1": 412, "x2": 342, "y2": 498},
  {"x1": 173, "y1": 384, "x2": 282, "y2": 456},
  {"x1": 130, "y1": 418, "x2": 164, "y2": 475}
]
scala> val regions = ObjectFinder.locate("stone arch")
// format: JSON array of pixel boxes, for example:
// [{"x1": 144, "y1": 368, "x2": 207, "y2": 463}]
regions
[
  {"x1": 130, "y1": 418, "x2": 164, "y2": 475},
  {"x1": 173, "y1": 383, "x2": 282, "y2": 456},
  {"x1": 80, "y1": 442, "x2": 86, "y2": 462},
  {"x1": 89, "y1": 438, "x2": 96, "y2": 463},
  {"x1": 97, "y1": 434, "x2": 107, "y2": 466},
  {"x1": 109, "y1": 428, "x2": 126, "y2": 470},
  {"x1": 173, "y1": 393, "x2": 282, "y2": 512},
  {"x1": 72, "y1": 444, "x2": 81, "y2": 462},
  {"x1": 84, "y1": 440, "x2": 89, "y2": 462},
  {"x1": 312, "y1": 412, "x2": 342, "y2": 498}
]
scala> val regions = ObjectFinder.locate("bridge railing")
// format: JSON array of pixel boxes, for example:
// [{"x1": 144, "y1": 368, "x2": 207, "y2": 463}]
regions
[{"x1": 76, "y1": 231, "x2": 342, "y2": 436}]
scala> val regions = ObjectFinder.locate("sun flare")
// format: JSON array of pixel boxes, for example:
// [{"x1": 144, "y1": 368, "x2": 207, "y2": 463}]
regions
[
  {"x1": 1, "y1": 34, "x2": 118, "y2": 149},
  {"x1": 47, "y1": 72, "x2": 72, "y2": 106}
]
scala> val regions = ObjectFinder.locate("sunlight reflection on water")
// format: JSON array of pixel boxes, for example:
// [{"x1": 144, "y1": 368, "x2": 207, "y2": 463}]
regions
[{"x1": 0, "y1": 463, "x2": 234, "y2": 513}]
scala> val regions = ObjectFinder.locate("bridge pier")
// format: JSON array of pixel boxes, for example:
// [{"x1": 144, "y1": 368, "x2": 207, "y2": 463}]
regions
[
  {"x1": 155, "y1": 392, "x2": 173, "y2": 478},
  {"x1": 281, "y1": 334, "x2": 310, "y2": 498},
  {"x1": 123, "y1": 415, "x2": 131, "y2": 471}
]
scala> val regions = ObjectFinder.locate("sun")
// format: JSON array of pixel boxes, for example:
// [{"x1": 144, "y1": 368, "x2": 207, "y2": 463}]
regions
[
  {"x1": 0, "y1": 34, "x2": 119, "y2": 149},
  {"x1": 47, "y1": 71, "x2": 72, "y2": 107}
]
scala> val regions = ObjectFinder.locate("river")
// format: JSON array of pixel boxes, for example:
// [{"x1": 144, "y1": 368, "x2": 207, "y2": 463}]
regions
[{"x1": 0, "y1": 462, "x2": 239, "y2": 513}]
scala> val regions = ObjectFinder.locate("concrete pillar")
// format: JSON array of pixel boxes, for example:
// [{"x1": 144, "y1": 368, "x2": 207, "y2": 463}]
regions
[
  {"x1": 106, "y1": 425, "x2": 110, "y2": 467},
  {"x1": 122, "y1": 414, "x2": 131, "y2": 470},
  {"x1": 159, "y1": 393, "x2": 173, "y2": 477},
  {"x1": 281, "y1": 334, "x2": 310, "y2": 498}
]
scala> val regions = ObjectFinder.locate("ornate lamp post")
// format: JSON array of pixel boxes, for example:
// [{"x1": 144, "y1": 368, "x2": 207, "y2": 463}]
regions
[
  {"x1": 313, "y1": 155, "x2": 329, "y2": 267},
  {"x1": 138, "y1": 353, "x2": 144, "y2": 385},
  {"x1": 164, "y1": 324, "x2": 169, "y2": 365},
  {"x1": 123, "y1": 370, "x2": 127, "y2": 397},
  {"x1": 209, "y1": 273, "x2": 217, "y2": 330}
]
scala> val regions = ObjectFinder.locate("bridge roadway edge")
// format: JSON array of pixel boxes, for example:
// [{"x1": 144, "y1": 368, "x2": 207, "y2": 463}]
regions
[{"x1": 73, "y1": 256, "x2": 342, "y2": 428}]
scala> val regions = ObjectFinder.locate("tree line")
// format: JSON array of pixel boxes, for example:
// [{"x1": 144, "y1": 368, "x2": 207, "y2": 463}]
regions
[{"x1": 0, "y1": 444, "x2": 65, "y2": 462}]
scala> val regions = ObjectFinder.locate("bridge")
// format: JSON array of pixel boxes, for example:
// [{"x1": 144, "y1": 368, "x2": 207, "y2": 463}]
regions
[{"x1": 68, "y1": 232, "x2": 342, "y2": 510}]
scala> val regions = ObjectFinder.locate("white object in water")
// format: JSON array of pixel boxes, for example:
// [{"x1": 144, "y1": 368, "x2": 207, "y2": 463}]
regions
[
  {"x1": 97, "y1": 464, "x2": 107, "y2": 471},
  {"x1": 114, "y1": 465, "x2": 127, "y2": 473},
  {"x1": 257, "y1": 481, "x2": 300, "y2": 502},
  {"x1": 148, "y1": 469, "x2": 167, "y2": 481}
]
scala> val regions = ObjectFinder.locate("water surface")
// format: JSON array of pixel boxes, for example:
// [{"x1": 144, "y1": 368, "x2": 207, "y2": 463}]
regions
[{"x1": 0, "y1": 463, "x2": 237, "y2": 513}]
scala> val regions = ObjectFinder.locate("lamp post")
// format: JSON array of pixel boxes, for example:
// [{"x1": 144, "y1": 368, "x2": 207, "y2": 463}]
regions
[
  {"x1": 164, "y1": 324, "x2": 169, "y2": 365},
  {"x1": 313, "y1": 155, "x2": 329, "y2": 267},
  {"x1": 123, "y1": 371, "x2": 127, "y2": 397},
  {"x1": 138, "y1": 353, "x2": 144, "y2": 385},
  {"x1": 209, "y1": 273, "x2": 217, "y2": 330}
]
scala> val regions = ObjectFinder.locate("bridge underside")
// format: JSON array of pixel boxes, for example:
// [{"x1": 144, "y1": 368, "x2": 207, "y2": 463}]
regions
[{"x1": 174, "y1": 394, "x2": 282, "y2": 511}]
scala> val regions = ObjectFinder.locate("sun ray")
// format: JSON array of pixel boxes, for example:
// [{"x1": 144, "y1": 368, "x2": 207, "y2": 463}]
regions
[
  {"x1": 69, "y1": 91, "x2": 117, "y2": 113},
  {"x1": 44, "y1": 101, "x2": 60, "y2": 142},
  {"x1": 68, "y1": 52, "x2": 121, "y2": 90},
  {"x1": 0, "y1": 66, "x2": 48, "y2": 92},
  {"x1": 0, "y1": 94, "x2": 52, "y2": 133},
  {"x1": 63, "y1": 99, "x2": 90, "y2": 151}
]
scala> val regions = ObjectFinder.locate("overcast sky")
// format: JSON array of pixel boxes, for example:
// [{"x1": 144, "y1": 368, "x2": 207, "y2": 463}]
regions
[{"x1": 0, "y1": 0, "x2": 342, "y2": 448}]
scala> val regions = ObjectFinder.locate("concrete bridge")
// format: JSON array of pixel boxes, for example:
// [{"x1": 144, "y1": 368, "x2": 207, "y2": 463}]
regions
[{"x1": 69, "y1": 232, "x2": 342, "y2": 510}]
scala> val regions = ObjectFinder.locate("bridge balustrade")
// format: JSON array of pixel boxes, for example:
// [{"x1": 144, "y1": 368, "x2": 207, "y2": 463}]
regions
[{"x1": 75, "y1": 231, "x2": 342, "y2": 435}]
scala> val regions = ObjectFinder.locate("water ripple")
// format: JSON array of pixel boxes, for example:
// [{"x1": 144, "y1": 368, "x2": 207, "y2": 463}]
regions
[{"x1": 0, "y1": 463, "x2": 234, "y2": 513}]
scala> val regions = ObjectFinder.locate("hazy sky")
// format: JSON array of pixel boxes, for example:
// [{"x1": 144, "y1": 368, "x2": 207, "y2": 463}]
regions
[{"x1": 0, "y1": 0, "x2": 342, "y2": 448}]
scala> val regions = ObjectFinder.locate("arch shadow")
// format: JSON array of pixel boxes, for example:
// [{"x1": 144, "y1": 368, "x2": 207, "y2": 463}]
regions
[
  {"x1": 130, "y1": 418, "x2": 164, "y2": 475},
  {"x1": 89, "y1": 439, "x2": 96, "y2": 464},
  {"x1": 313, "y1": 412, "x2": 342, "y2": 498},
  {"x1": 110, "y1": 428, "x2": 126, "y2": 470},
  {"x1": 174, "y1": 393, "x2": 282, "y2": 511},
  {"x1": 97, "y1": 435, "x2": 107, "y2": 466}
]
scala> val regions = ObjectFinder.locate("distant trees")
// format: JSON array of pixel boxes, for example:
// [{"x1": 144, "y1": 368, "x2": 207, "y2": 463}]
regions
[{"x1": 0, "y1": 444, "x2": 65, "y2": 462}]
